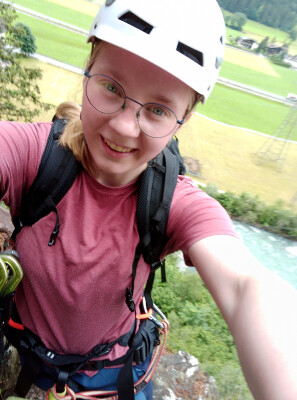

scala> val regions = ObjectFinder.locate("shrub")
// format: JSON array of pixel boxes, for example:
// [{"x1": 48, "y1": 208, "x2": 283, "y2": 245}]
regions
[
  {"x1": 152, "y1": 257, "x2": 252, "y2": 399},
  {"x1": 202, "y1": 185, "x2": 297, "y2": 240},
  {"x1": 269, "y1": 54, "x2": 291, "y2": 68},
  {"x1": 13, "y1": 23, "x2": 37, "y2": 56},
  {"x1": 202, "y1": 183, "x2": 219, "y2": 198}
]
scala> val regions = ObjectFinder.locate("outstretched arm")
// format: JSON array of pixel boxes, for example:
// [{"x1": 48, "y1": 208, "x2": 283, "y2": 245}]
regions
[{"x1": 188, "y1": 235, "x2": 297, "y2": 400}]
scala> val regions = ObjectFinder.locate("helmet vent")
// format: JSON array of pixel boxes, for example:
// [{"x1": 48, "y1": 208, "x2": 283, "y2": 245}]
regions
[
  {"x1": 119, "y1": 12, "x2": 154, "y2": 34},
  {"x1": 176, "y1": 42, "x2": 203, "y2": 67}
]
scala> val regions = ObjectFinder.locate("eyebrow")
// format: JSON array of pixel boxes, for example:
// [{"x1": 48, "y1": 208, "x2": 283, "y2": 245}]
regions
[
  {"x1": 152, "y1": 95, "x2": 178, "y2": 110},
  {"x1": 103, "y1": 69, "x2": 128, "y2": 87},
  {"x1": 97, "y1": 69, "x2": 179, "y2": 109}
]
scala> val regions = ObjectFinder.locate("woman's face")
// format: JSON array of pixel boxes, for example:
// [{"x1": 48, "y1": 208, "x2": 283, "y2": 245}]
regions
[{"x1": 81, "y1": 42, "x2": 192, "y2": 187}]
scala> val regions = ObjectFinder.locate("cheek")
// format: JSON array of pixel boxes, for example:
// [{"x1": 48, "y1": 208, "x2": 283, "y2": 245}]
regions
[{"x1": 145, "y1": 137, "x2": 172, "y2": 160}]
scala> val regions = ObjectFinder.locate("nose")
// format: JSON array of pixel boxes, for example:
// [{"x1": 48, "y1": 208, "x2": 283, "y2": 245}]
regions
[{"x1": 108, "y1": 100, "x2": 141, "y2": 138}]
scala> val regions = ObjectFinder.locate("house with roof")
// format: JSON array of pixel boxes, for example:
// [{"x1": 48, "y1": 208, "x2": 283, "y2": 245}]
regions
[{"x1": 237, "y1": 37, "x2": 258, "y2": 50}]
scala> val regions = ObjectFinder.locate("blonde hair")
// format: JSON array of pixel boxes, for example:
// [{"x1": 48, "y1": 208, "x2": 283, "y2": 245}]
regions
[
  {"x1": 57, "y1": 40, "x2": 202, "y2": 174},
  {"x1": 57, "y1": 41, "x2": 104, "y2": 175}
]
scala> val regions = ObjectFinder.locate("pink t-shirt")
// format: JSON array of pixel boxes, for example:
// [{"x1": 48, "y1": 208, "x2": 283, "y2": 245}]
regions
[{"x1": 0, "y1": 121, "x2": 237, "y2": 360}]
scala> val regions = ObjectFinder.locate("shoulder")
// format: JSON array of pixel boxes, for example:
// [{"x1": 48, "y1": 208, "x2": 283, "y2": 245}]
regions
[
  {"x1": 164, "y1": 175, "x2": 238, "y2": 256},
  {"x1": 171, "y1": 175, "x2": 227, "y2": 216},
  {"x1": 0, "y1": 121, "x2": 52, "y2": 158},
  {"x1": 0, "y1": 120, "x2": 52, "y2": 141},
  {"x1": 0, "y1": 121, "x2": 52, "y2": 213}
]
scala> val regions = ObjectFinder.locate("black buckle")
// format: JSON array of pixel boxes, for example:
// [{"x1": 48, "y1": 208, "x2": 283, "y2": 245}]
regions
[
  {"x1": 125, "y1": 287, "x2": 135, "y2": 312},
  {"x1": 150, "y1": 259, "x2": 164, "y2": 271}
]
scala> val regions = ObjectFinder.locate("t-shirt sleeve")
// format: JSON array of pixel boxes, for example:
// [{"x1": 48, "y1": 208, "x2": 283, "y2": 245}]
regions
[
  {"x1": 0, "y1": 121, "x2": 51, "y2": 218},
  {"x1": 163, "y1": 176, "x2": 238, "y2": 265}
]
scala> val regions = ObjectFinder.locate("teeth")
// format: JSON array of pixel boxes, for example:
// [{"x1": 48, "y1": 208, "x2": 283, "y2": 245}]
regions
[{"x1": 104, "y1": 139, "x2": 133, "y2": 153}]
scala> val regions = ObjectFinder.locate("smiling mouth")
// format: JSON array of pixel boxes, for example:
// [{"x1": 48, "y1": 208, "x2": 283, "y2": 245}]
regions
[{"x1": 104, "y1": 138, "x2": 134, "y2": 153}]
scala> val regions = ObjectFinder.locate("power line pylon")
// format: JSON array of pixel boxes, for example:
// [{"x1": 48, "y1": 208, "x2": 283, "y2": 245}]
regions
[{"x1": 255, "y1": 103, "x2": 297, "y2": 172}]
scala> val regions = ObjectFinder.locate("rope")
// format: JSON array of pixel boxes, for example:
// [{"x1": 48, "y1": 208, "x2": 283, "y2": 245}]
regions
[{"x1": 46, "y1": 320, "x2": 169, "y2": 400}]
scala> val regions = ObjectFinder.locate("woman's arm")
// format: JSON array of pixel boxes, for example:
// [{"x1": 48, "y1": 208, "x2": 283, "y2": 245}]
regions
[{"x1": 188, "y1": 235, "x2": 297, "y2": 400}]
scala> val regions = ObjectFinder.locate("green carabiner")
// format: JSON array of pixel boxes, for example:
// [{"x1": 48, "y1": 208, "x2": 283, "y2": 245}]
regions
[
  {"x1": 0, "y1": 257, "x2": 9, "y2": 293},
  {"x1": 0, "y1": 254, "x2": 23, "y2": 297}
]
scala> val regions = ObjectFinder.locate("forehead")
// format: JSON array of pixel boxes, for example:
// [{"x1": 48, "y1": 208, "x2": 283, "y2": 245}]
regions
[{"x1": 90, "y1": 42, "x2": 193, "y2": 100}]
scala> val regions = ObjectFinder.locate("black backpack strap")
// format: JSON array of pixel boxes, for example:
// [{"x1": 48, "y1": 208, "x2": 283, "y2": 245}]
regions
[
  {"x1": 13, "y1": 119, "x2": 81, "y2": 246},
  {"x1": 167, "y1": 136, "x2": 186, "y2": 175},
  {"x1": 126, "y1": 147, "x2": 180, "y2": 312},
  {"x1": 137, "y1": 146, "x2": 180, "y2": 265}
]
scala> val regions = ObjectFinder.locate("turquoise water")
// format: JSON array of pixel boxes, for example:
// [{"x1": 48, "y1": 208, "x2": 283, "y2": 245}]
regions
[
  {"x1": 177, "y1": 221, "x2": 297, "y2": 290},
  {"x1": 233, "y1": 221, "x2": 297, "y2": 290}
]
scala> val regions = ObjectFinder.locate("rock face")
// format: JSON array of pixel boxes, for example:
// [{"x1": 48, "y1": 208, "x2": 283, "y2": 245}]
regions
[
  {"x1": 0, "y1": 206, "x2": 13, "y2": 251},
  {"x1": 0, "y1": 346, "x2": 21, "y2": 398},
  {"x1": 153, "y1": 351, "x2": 219, "y2": 400}
]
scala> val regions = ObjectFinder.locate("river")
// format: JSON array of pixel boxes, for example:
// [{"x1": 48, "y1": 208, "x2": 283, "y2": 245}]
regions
[
  {"x1": 233, "y1": 220, "x2": 297, "y2": 289},
  {"x1": 177, "y1": 220, "x2": 297, "y2": 290}
]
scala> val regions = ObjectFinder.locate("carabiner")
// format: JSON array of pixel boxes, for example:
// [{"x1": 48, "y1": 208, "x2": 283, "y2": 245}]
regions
[
  {"x1": 0, "y1": 254, "x2": 23, "y2": 297},
  {"x1": 148, "y1": 314, "x2": 165, "y2": 329},
  {"x1": 0, "y1": 258, "x2": 9, "y2": 293},
  {"x1": 153, "y1": 303, "x2": 168, "y2": 322}
]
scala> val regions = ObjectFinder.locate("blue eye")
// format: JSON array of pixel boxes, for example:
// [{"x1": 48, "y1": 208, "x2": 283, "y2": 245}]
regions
[
  {"x1": 105, "y1": 83, "x2": 118, "y2": 94},
  {"x1": 152, "y1": 107, "x2": 165, "y2": 116}
]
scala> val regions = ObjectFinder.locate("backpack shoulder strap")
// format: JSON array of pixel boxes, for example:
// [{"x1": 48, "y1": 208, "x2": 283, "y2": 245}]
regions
[
  {"x1": 13, "y1": 118, "x2": 81, "y2": 246},
  {"x1": 167, "y1": 136, "x2": 186, "y2": 175},
  {"x1": 125, "y1": 146, "x2": 180, "y2": 312},
  {"x1": 137, "y1": 146, "x2": 180, "y2": 267}
]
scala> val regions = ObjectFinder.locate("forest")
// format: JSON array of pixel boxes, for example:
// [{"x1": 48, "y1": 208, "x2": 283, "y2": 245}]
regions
[{"x1": 217, "y1": 0, "x2": 297, "y2": 32}]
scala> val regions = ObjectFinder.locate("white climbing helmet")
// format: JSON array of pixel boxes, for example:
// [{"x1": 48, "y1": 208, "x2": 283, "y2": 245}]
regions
[{"x1": 87, "y1": 0, "x2": 225, "y2": 102}]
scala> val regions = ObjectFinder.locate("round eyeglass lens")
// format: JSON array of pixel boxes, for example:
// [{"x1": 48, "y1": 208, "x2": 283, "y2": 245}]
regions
[
  {"x1": 137, "y1": 104, "x2": 178, "y2": 138},
  {"x1": 86, "y1": 74, "x2": 125, "y2": 114}
]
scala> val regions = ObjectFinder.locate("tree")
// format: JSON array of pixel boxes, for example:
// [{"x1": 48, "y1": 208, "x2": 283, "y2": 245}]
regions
[
  {"x1": 219, "y1": 0, "x2": 297, "y2": 33},
  {"x1": 13, "y1": 23, "x2": 37, "y2": 57},
  {"x1": 0, "y1": 3, "x2": 52, "y2": 121},
  {"x1": 233, "y1": 12, "x2": 247, "y2": 30},
  {"x1": 255, "y1": 36, "x2": 269, "y2": 54},
  {"x1": 225, "y1": 12, "x2": 247, "y2": 31},
  {"x1": 288, "y1": 27, "x2": 297, "y2": 43}
]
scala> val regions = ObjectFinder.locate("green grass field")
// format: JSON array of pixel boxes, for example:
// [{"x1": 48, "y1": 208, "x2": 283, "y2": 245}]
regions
[
  {"x1": 16, "y1": 13, "x2": 90, "y2": 68},
  {"x1": 12, "y1": 0, "x2": 95, "y2": 29},
  {"x1": 221, "y1": 56, "x2": 297, "y2": 98},
  {"x1": 10, "y1": 1, "x2": 297, "y2": 210},
  {"x1": 197, "y1": 84, "x2": 293, "y2": 138},
  {"x1": 179, "y1": 113, "x2": 297, "y2": 211}
]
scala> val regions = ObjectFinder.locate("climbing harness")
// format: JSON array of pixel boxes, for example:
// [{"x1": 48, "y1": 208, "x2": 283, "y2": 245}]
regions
[{"x1": 45, "y1": 305, "x2": 169, "y2": 400}]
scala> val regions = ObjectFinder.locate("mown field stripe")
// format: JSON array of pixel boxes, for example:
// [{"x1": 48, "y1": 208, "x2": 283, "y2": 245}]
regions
[
  {"x1": 16, "y1": 12, "x2": 90, "y2": 68},
  {"x1": 12, "y1": 0, "x2": 94, "y2": 29}
]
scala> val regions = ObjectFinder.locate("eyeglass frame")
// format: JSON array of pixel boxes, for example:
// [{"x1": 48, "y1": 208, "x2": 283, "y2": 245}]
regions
[{"x1": 84, "y1": 69, "x2": 185, "y2": 138}]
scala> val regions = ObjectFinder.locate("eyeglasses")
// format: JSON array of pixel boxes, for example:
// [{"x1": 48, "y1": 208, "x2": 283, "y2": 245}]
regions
[{"x1": 84, "y1": 70, "x2": 185, "y2": 138}]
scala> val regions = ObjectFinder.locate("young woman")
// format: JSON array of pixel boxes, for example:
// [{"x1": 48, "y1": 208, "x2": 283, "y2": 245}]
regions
[{"x1": 1, "y1": 0, "x2": 297, "y2": 399}]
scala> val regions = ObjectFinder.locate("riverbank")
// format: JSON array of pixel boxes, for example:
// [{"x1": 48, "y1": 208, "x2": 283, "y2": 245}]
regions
[{"x1": 200, "y1": 183, "x2": 297, "y2": 241}]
